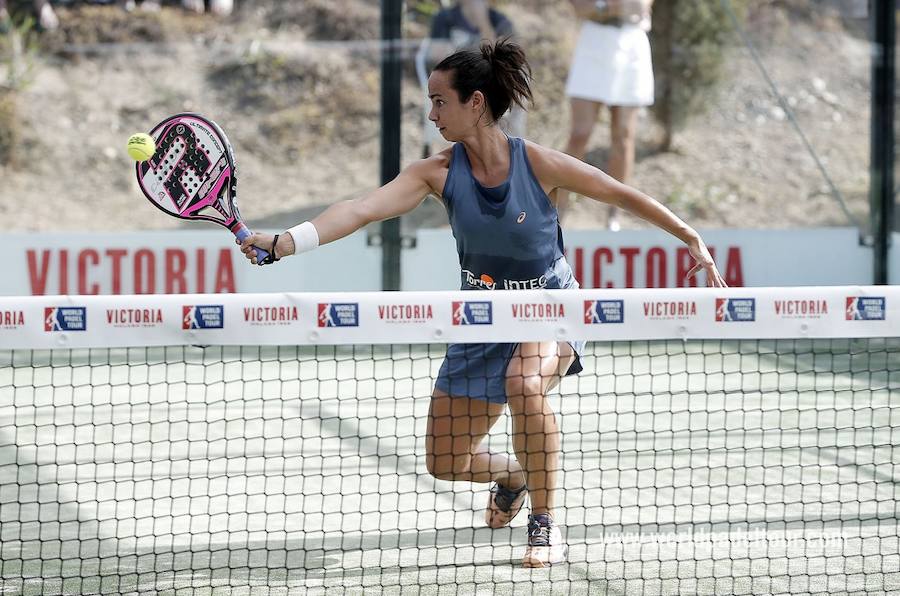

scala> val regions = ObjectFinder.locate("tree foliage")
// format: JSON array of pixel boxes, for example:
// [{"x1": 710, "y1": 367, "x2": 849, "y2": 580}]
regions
[{"x1": 650, "y1": 0, "x2": 747, "y2": 151}]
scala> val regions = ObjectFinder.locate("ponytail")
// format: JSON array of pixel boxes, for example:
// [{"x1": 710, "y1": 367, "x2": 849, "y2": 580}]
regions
[{"x1": 434, "y1": 37, "x2": 533, "y2": 124}]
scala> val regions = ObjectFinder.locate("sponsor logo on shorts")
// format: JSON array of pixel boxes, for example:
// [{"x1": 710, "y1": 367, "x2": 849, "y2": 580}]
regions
[
  {"x1": 45, "y1": 307, "x2": 87, "y2": 332},
  {"x1": 0, "y1": 310, "x2": 25, "y2": 329},
  {"x1": 462, "y1": 269, "x2": 548, "y2": 290},
  {"x1": 643, "y1": 300, "x2": 697, "y2": 320},
  {"x1": 378, "y1": 304, "x2": 434, "y2": 323},
  {"x1": 318, "y1": 303, "x2": 359, "y2": 327},
  {"x1": 243, "y1": 306, "x2": 299, "y2": 326},
  {"x1": 715, "y1": 298, "x2": 755, "y2": 322},
  {"x1": 845, "y1": 297, "x2": 885, "y2": 321},
  {"x1": 183, "y1": 305, "x2": 224, "y2": 329},
  {"x1": 463, "y1": 270, "x2": 497, "y2": 290},
  {"x1": 452, "y1": 301, "x2": 492, "y2": 325},
  {"x1": 502, "y1": 276, "x2": 548, "y2": 290},
  {"x1": 584, "y1": 300, "x2": 624, "y2": 324},
  {"x1": 773, "y1": 299, "x2": 828, "y2": 319},
  {"x1": 107, "y1": 308, "x2": 163, "y2": 328}
]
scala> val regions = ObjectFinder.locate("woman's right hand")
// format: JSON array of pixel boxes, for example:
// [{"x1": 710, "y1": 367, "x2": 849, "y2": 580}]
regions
[{"x1": 237, "y1": 233, "x2": 293, "y2": 265}]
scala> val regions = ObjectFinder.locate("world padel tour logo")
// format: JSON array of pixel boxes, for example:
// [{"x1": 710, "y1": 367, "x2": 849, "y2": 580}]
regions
[
  {"x1": 318, "y1": 303, "x2": 359, "y2": 327},
  {"x1": 1, "y1": 310, "x2": 25, "y2": 329},
  {"x1": 584, "y1": 300, "x2": 624, "y2": 324},
  {"x1": 512, "y1": 302, "x2": 565, "y2": 321},
  {"x1": 44, "y1": 307, "x2": 86, "y2": 332},
  {"x1": 715, "y1": 298, "x2": 755, "y2": 322},
  {"x1": 846, "y1": 297, "x2": 885, "y2": 320},
  {"x1": 773, "y1": 299, "x2": 828, "y2": 319},
  {"x1": 378, "y1": 304, "x2": 433, "y2": 323},
  {"x1": 244, "y1": 306, "x2": 299, "y2": 326},
  {"x1": 182, "y1": 305, "x2": 224, "y2": 329},
  {"x1": 643, "y1": 300, "x2": 697, "y2": 320},
  {"x1": 107, "y1": 308, "x2": 163, "y2": 328},
  {"x1": 452, "y1": 301, "x2": 492, "y2": 325}
]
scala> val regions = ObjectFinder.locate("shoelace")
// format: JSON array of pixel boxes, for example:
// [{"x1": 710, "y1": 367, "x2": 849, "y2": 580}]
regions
[
  {"x1": 527, "y1": 523, "x2": 551, "y2": 547},
  {"x1": 491, "y1": 484, "x2": 524, "y2": 513}
]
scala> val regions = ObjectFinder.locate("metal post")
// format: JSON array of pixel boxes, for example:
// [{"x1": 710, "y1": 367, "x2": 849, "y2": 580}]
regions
[
  {"x1": 380, "y1": 0, "x2": 403, "y2": 291},
  {"x1": 870, "y1": 0, "x2": 895, "y2": 284}
]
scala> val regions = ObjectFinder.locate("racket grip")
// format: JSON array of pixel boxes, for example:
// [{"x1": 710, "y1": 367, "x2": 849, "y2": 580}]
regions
[{"x1": 232, "y1": 223, "x2": 271, "y2": 265}]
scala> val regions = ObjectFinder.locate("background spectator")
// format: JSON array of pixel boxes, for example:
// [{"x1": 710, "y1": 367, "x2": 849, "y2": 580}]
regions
[
  {"x1": 0, "y1": 0, "x2": 59, "y2": 31},
  {"x1": 120, "y1": 0, "x2": 160, "y2": 11},
  {"x1": 561, "y1": 0, "x2": 654, "y2": 230},
  {"x1": 120, "y1": 0, "x2": 231, "y2": 15},
  {"x1": 181, "y1": 0, "x2": 231, "y2": 16},
  {"x1": 415, "y1": 0, "x2": 524, "y2": 155}
]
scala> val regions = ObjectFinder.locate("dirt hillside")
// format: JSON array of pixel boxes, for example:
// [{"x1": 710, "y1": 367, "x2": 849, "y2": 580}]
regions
[{"x1": 0, "y1": 0, "x2": 873, "y2": 234}]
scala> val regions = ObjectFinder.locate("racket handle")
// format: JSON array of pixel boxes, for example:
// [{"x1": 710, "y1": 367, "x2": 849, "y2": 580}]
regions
[{"x1": 232, "y1": 223, "x2": 271, "y2": 265}]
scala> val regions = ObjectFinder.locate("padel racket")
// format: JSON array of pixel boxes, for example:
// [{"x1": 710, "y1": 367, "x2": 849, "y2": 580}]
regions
[{"x1": 134, "y1": 113, "x2": 271, "y2": 264}]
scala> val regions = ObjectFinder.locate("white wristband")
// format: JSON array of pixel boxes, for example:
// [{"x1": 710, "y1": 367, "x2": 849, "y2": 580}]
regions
[{"x1": 286, "y1": 221, "x2": 319, "y2": 255}]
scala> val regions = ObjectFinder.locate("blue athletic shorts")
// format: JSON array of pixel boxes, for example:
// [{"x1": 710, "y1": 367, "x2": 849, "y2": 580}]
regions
[{"x1": 434, "y1": 340, "x2": 585, "y2": 404}]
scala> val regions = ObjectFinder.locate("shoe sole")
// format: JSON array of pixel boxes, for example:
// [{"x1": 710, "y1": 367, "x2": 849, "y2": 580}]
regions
[{"x1": 522, "y1": 547, "x2": 567, "y2": 568}]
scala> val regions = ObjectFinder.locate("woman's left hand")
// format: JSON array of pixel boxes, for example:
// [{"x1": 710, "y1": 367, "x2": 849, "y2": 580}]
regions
[{"x1": 685, "y1": 238, "x2": 728, "y2": 287}]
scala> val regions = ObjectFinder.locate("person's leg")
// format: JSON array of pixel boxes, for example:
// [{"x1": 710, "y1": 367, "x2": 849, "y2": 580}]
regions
[
  {"x1": 564, "y1": 98, "x2": 602, "y2": 162},
  {"x1": 606, "y1": 105, "x2": 640, "y2": 230},
  {"x1": 504, "y1": 340, "x2": 573, "y2": 516},
  {"x1": 505, "y1": 340, "x2": 574, "y2": 567},
  {"x1": 608, "y1": 105, "x2": 639, "y2": 183},
  {"x1": 34, "y1": 0, "x2": 58, "y2": 31},
  {"x1": 209, "y1": 0, "x2": 232, "y2": 16},
  {"x1": 558, "y1": 98, "x2": 602, "y2": 223},
  {"x1": 0, "y1": 0, "x2": 9, "y2": 33},
  {"x1": 425, "y1": 390, "x2": 522, "y2": 488},
  {"x1": 182, "y1": 0, "x2": 204, "y2": 13}
]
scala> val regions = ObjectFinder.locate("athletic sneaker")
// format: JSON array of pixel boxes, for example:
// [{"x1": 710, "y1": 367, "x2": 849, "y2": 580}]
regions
[
  {"x1": 484, "y1": 482, "x2": 527, "y2": 529},
  {"x1": 522, "y1": 513, "x2": 567, "y2": 568}
]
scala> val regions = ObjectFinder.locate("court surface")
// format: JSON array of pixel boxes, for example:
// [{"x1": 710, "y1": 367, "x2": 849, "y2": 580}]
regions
[{"x1": 1, "y1": 340, "x2": 899, "y2": 595}]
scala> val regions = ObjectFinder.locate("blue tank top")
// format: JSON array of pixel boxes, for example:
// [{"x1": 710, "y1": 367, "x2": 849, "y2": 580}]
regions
[{"x1": 443, "y1": 137, "x2": 577, "y2": 291}]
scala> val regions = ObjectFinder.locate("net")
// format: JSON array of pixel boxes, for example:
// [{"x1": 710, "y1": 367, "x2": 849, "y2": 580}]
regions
[{"x1": 1, "y1": 288, "x2": 898, "y2": 595}]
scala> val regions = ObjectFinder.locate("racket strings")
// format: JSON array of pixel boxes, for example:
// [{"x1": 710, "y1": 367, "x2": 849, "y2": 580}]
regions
[{"x1": 137, "y1": 115, "x2": 240, "y2": 227}]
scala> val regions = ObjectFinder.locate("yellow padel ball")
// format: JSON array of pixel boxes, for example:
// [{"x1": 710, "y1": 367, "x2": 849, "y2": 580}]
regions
[{"x1": 127, "y1": 133, "x2": 156, "y2": 162}]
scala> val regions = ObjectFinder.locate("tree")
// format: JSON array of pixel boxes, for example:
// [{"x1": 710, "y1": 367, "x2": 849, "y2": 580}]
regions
[{"x1": 650, "y1": 0, "x2": 744, "y2": 151}]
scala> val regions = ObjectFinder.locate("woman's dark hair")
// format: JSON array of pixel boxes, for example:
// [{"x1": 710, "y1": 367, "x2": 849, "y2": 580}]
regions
[{"x1": 433, "y1": 37, "x2": 533, "y2": 123}]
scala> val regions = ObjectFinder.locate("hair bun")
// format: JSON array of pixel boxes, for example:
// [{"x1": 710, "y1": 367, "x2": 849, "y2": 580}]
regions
[{"x1": 481, "y1": 43, "x2": 495, "y2": 65}]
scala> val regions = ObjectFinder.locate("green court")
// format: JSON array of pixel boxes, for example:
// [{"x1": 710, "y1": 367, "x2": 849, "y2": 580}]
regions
[{"x1": 1, "y1": 339, "x2": 899, "y2": 595}]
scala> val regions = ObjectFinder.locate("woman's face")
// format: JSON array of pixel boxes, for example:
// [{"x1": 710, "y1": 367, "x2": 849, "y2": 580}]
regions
[{"x1": 427, "y1": 69, "x2": 483, "y2": 141}]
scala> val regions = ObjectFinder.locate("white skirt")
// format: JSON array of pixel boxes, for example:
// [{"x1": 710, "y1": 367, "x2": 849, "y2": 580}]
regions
[{"x1": 565, "y1": 21, "x2": 655, "y2": 107}]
